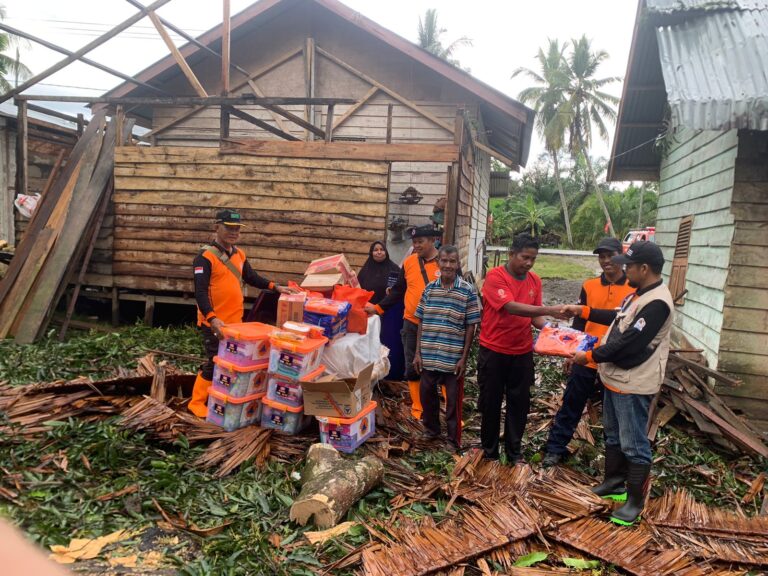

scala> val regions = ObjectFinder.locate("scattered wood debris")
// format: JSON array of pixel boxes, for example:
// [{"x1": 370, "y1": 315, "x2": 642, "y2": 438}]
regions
[{"x1": 658, "y1": 352, "x2": 768, "y2": 458}]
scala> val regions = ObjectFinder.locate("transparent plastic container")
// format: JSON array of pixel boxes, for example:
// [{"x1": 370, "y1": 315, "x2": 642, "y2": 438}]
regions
[
  {"x1": 265, "y1": 364, "x2": 325, "y2": 408},
  {"x1": 216, "y1": 322, "x2": 274, "y2": 367},
  {"x1": 212, "y1": 356, "x2": 268, "y2": 398},
  {"x1": 317, "y1": 401, "x2": 377, "y2": 453},
  {"x1": 206, "y1": 390, "x2": 265, "y2": 432},
  {"x1": 260, "y1": 397, "x2": 313, "y2": 435}
]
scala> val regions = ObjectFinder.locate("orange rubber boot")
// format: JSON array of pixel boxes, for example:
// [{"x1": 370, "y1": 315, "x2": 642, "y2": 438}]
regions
[
  {"x1": 408, "y1": 380, "x2": 423, "y2": 419},
  {"x1": 188, "y1": 372, "x2": 212, "y2": 417},
  {"x1": 441, "y1": 385, "x2": 448, "y2": 404}
]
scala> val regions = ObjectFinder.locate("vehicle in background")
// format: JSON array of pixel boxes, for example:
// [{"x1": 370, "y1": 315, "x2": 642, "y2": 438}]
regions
[{"x1": 622, "y1": 227, "x2": 656, "y2": 252}]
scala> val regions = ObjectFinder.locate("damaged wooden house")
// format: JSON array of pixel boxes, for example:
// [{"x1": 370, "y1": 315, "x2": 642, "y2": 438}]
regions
[
  {"x1": 1, "y1": 0, "x2": 534, "y2": 339},
  {"x1": 608, "y1": 0, "x2": 768, "y2": 430}
]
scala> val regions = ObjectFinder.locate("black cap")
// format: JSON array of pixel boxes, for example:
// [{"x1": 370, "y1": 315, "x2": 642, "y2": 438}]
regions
[
  {"x1": 410, "y1": 224, "x2": 442, "y2": 238},
  {"x1": 593, "y1": 237, "x2": 622, "y2": 254},
  {"x1": 215, "y1": 209, "x2": 244, "y2": 226},
  {"x1": 612, "y1": 241, "x2": 664, "y2": 267}
]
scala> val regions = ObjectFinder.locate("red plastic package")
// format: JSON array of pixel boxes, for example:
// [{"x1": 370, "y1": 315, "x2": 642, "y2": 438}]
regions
[
  {"x1": 332, "y1": 285, "x2": 374, "y2": 335},
  {"x1": 533, "y1": 324, "x2": 598, "y2": 358}
]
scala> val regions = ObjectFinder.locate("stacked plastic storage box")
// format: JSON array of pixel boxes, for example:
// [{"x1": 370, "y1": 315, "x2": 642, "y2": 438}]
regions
[
  {"x1": 206, "y1": 322, "x2": 273, "y2": 432},
  {"x1": 261, "y1": 330, "x2": 328, "y2": 434}
]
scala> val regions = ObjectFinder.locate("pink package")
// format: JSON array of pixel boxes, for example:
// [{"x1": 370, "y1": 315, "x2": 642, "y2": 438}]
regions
[{"x1": 304, "y1": 254, "x2": 359, "y2": 288}]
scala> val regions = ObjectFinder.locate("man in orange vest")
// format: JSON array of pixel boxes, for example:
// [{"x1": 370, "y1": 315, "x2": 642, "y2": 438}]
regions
[
  {"x1": 189, "y1": 209, "x2": 293, "y2": 417},
  {"x1": 365, "y1": 224, "x2": 442, "y2": 419},
  {"x1": 542, "y1": 237, "x2": 635, "y2": 466}
]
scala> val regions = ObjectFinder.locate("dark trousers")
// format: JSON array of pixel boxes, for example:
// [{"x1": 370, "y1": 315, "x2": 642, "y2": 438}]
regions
[
  {"x1": 400, "y1": 319, "x2": 419, "y2": 381},
  {"x1": 198, "y1": 325, "x2": 219, "y2": 380},
  {"x1": 420, "y1": 369, "x2": 463, "y2": 446},
  {"x1": 477, "y1": 346, "x2": 534, "y2": 460},
  {"x1": 545, "y1": 364, "x2": 601, "y2": 455}
]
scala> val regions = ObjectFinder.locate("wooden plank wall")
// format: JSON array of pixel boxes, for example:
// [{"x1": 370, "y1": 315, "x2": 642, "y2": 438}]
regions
[
  {"x1": 10, "y1": 132, "x2": 76, "y2": 246},
  {"x1": 716, "y1": 130, "x2": 768, "y2": 429},
  {"x1": 470, "y1": 141, "x2": 491, "y2": 276},
  {"x1": 656, "y1": 128, "x2": 739, "y2": 364},
  {"x1": 111, "y1": 146, "x2": 388, "y2": 292},
  {"x1": 456, "y1": 142, "x2": 474, "y2": 270}
]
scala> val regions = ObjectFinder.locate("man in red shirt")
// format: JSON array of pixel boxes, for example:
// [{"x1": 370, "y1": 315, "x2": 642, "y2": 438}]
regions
[{"x1": 479, "y1": 234, "x2": 565, "y2": 463}]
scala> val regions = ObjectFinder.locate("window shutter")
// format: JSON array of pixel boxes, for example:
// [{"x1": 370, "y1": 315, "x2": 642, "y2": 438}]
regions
[{"x1": 669, "y1": 215, "x2": 693, "y2": 305}]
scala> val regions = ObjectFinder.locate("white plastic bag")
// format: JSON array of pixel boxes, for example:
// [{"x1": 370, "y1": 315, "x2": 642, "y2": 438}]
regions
[
  {"x1": 322, "y1": 315, "x2": 390, "y2": 381},
  {"x1": 13, "y1": 193, "x2": 41, "y2": 219}
]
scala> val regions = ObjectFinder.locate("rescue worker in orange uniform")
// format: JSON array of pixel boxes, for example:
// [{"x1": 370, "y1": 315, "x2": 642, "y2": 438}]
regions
[
  {"x1": 189, "y1": 209, "x2": 293, "y2": 417},
  {"x1": 365, "y1": 224, "x2": 442, "y2": 419},
  {"x1": 542, "y1": 237, "x2": 634, "y2": 466}
]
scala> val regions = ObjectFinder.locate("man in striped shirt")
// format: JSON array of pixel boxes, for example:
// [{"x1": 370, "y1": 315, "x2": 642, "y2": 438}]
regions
[{"x1": 414, "y1": 245, "x2": 481, "y2": 452}]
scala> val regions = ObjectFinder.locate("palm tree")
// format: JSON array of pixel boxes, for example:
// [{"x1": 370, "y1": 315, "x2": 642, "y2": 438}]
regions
[
  {"x1": 509, "y1": 193, "x2": 559, "y2": 237},
  {"x1": 0, "y1": 6, "x2": 31, "y2": 93},
  {"x1": 417, "y1": 9, "x2": 472, "y2": 68},
  {"x1": 559, "y1": 35, "x2": 620, "y2": 236},
  {"x1": 512, "y1": 39, "x2": 574, "y2": 246}
]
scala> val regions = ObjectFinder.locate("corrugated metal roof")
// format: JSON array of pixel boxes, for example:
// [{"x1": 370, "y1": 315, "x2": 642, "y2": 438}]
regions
[
  {"x1": 647, "y1": 0, "x2": 766, "y2": 13},
  {"x1": 657, "y1": 6, "x2": 768, "y2": 130}
]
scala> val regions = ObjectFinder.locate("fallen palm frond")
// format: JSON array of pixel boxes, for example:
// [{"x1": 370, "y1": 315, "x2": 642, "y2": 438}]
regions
[
  {"x1": 195, "y1": 426, "x2": 273, "y2": 477},
  {"x1": 645, "y1": 489, "x2": 768, "y2": 564},
  {"x1": 526, "y1": 471, "x2": 607, "y2": 525},
  {"x1": 380, "y1": 457, "x2": 444, "y2": 509},
  {"x1": 550, "y1": 517, "x2": 700, "y2": 576},
  {"x1": 362, "y1": 496, "x2": 541, "y2": 576},
  {"x1": 448, "y1": 449, "x2": 535, "y2": 502}
]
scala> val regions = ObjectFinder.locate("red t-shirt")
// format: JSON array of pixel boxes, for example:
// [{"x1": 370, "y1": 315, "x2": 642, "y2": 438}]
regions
[{"x1": 480, "y1": 265, "x2": 542, "y2": 355}]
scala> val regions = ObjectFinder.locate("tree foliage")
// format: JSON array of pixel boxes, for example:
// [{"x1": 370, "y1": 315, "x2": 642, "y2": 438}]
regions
[
  {"x1": 0, "y1": 5, "x2": 31, "y2": 93},
  {"x1": 417, "y1": 9, "x2": 472, "y2": 68}
]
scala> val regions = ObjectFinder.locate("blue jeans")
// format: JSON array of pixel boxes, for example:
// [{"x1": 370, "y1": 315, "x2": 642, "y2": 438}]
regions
[
  {"x1": 603, "y1": 388, "x2": 653, "y2": 465},
  {"x1": 545, "y1": 365, "x2": 601, "y2": 455}
]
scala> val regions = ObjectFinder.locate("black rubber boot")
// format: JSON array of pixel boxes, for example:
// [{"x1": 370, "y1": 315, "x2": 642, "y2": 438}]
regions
[
  {"x1": 610, "y1": 462, "x2": 651, "y2": 526},
  {"x1": 591, "y1": 445, "x2": 628, "y2": 501}
]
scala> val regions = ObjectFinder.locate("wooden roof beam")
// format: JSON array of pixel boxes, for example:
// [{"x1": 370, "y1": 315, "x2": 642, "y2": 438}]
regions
[
  {"x1": 147, "y1": 10, "x2": 208, "y2": 98},
  {"x1": 14, "y1": 95, "x2": 356, "y2": 105},
  {"x1": 223, "y1": 105, "x2": 299, "y2": 141},
  {"x1": 142, "y1": 46, "x2": 302, "y2": 139},
  {"x1": 332, "y1": 86, "x2": 378, "y2": 131},
  {"x1": 0, "y1": 0, "x2": 173, "y2": 105},
  {"x1": 0, "y1": 23, "x2": 170, "y2": 96}
]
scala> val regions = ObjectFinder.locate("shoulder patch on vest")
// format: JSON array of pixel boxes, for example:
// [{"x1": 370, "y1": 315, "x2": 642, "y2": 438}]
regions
[{"x1": 633, "y1": 318, "x2": 646, "y2": 332}]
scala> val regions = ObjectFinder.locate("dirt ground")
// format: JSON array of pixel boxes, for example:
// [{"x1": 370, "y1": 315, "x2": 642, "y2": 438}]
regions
[{"x1": 541, "y1": 256, "x2": 601, "y2": 306}]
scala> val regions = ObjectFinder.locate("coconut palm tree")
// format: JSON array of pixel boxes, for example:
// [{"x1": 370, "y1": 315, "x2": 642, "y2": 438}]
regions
[
  {"x1": 559, "y1": 35, "x2": 620, "y2": 236},
  {"x1": 508, "y1": 193, "x2": 559, "y2": 237},
  {"x1": 512, "y1": 39, "x2": 574, "y2": 246},
  {"x1": 417, "y1": 9, "x2": 472, "y2": 68},
  {"x1": 0, "y1": 6, "x2": 31, "y2": 93}
]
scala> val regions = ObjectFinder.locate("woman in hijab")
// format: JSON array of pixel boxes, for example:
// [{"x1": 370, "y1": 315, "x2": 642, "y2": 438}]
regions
[
  {"x1": 357, "y1": 241, "x2": 405, "y2": 379},
  {"x1": 357, "y1": 241, "x2": 400, "y2": 304}
]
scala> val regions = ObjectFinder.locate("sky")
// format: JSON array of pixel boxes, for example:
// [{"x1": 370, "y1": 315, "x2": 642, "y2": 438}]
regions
[{"x1": 1, "y1": 0, "x2": 639, "y2": 169}]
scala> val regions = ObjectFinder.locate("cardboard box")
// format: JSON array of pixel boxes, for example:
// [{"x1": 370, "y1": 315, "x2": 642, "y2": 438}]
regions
[
  {"x1": 305, "y1": 254, "x2": 359, "y2": 288},
  {"x1": 300, "y1": 273, "x2": 343, "y2": 292},
  {"x1": 300, "y1": 363, "x2": 374, "y2": 418},
  {"x1": 277, "y1": 292, "x2": 306, "y2": 328}
]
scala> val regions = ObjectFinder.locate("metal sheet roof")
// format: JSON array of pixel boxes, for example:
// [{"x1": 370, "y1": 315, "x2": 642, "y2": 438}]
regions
[
  {"x1": 608, "y1": 0, "x2": 768, "y2": 180},
  {"x1": 657, "y1": 6, "x2": 768, "y2": 130},
  {"x1": 647, "y1": 0, "x2": 765, "y2": 13}
]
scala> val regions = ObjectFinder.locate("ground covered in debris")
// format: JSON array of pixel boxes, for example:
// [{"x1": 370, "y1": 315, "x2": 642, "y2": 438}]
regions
[{"x1": 1, "y1": 322, "x2": 766, "y2": 576}]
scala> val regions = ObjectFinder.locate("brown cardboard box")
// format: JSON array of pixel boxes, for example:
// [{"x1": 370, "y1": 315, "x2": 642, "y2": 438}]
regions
[
  {"x1": 300, "y1": 363, "x2": 374, "y2": 418},
  {"x1": 304, "y1": 254, "x2": 360, "y2": 288},
  {"x1": 300, "y1": 273, "x2": 343, "y2": 292},
  {"x1": 277, "y1": 292, "x2": 306, "y2": 327}
]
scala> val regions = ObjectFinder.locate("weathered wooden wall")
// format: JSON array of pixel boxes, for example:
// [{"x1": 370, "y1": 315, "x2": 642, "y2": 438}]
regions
[
  {"x1": 144, "y1": 1, "x2": 495, "y2": 272},
  {"x1": 657, "y1": 128, "x2": 739, "y2": 364},
  {"x1": 455, "y1": 143, "x2": 474, "y2": 270},
  {"x1": 1, "y1": 118, "x2": 76, "y2": 246},
  {"x1": 716, "y1": 130, "x2": 768, "y2": 429},
  {"x1": 110, "y1": 146, "x2": 388, "y2": 292}
]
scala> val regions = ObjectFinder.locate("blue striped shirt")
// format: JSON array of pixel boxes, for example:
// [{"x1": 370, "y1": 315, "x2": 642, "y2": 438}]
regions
[{"x1": 415, "y1": 277, "x2": 481, "y2": 373}]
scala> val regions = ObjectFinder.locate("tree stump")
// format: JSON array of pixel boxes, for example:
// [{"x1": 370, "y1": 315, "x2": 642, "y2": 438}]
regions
[{"x1": 289, "y1": 443, "x2": 384, "y2": 528}]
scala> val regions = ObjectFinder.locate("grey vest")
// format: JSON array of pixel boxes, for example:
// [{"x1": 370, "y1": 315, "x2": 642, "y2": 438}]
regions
[{"x1": 598, "y1": 283, "x2": 674, "y2": 395}]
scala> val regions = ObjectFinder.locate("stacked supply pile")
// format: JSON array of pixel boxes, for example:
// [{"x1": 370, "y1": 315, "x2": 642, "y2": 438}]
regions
[
  {"x1": 262, "y1": 325, "x2": 328, "y2": 435},
  {"x1": 301, "y1": 364, "x2": 377, "y2": 453},
  {"x1": 303, "y1": 298, "x2": 351, "y2": 341},
  {"x1": 206, "y1": 323, "x2": 273, "y2": 431}
]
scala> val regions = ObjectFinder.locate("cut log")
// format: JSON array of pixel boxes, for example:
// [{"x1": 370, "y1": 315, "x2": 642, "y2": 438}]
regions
[{"x1": 290, "y1": 443, "x2": 383, "y2": 529}]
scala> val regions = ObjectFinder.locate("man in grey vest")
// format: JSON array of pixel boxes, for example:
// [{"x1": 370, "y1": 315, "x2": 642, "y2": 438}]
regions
[{"x1": 562, "y1": 241, "x2": 673, "y2": 526}]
